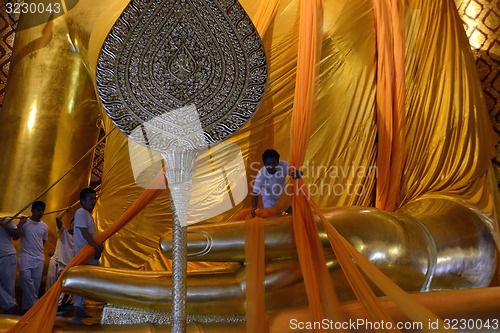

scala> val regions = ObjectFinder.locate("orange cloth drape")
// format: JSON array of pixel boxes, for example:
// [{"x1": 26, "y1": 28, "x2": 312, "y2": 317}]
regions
[
  {"x1": 8, "y1": 172, "x2": 165, "y2": 333},
  {"x1": 288, "y1": 0, "x2": 454, "y2": 332},
  {"x1": 244, "y1": 2, "x2": 281, "y2": 332},
  {"x1": 304, "y1": 192, "x2": 454, "y2": 332},
  {"x1": 373, "y1": 0, "x2": 406, "y2": 212},
  {"x1": 252, "y1": 0, "x2": 281, "y2": 37},
  {"x1": 245, "y1": 216, "x2": 267, "y2": 333},
  {"x1": 289, "y1": 1, "x2": 342, "y2": 331}
]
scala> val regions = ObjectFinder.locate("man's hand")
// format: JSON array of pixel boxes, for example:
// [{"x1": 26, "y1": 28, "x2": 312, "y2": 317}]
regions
[{"x1": 18, "y1": 216, "x2": 27, "y2": 228}]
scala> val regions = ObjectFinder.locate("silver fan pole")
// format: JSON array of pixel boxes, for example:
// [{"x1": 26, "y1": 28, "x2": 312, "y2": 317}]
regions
[
  {"x1": 171, "y1": 197, "x2": 187, "y2": 332},
  {"x1": 163, "y1": 150, "x2": 198, "y2": 333}
]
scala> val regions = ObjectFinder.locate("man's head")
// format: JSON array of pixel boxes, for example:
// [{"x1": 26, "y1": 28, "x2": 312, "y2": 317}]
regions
[
  {"x1": 262, "y1": 149, "x2": 280, "y2": 175},
  {"x1": 31, "y1": 201, "x2": 46, "y2": 221},
  {"x1": 80, "y1": 187, "x2": 97, "y2": 213}
]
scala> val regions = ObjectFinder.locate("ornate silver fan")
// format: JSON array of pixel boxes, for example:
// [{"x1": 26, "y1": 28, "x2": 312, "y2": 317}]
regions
[
  {"x1": 96, "y1": 0, "x2": 267, "y2": 151},
  {"x1": 96, "y1": 0, "x2": 267, "y2": 331}
]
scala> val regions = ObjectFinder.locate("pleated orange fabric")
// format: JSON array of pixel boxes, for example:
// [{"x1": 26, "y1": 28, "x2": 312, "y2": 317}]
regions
[
  {"x1": 245, "y1": 216, "x2": 267, "y2": 333},
  {"x1": 252, "y1": 0, "x2": 281, "y2": 37},
  {"x1": 8, "y1": 171, "x2": 166, "y2": 333},
  {"x1": 244, "y1": 2, "x2": 281, "y2": 331},
  {"x1": 373, "y1": 0, "x2": 406, "y2": 212},
  {"x1": 289, "y1": 1, "x2": 343, "y2": 331},
  {"x1": 287, "y1": 1, "x2": 455, "y2": 332},
  {"x1": 304, "y1": 193, "x2": 454, "y2": 332},
  {"x1": 302, "y1": 180, "x2": 400, "y2": 333}
]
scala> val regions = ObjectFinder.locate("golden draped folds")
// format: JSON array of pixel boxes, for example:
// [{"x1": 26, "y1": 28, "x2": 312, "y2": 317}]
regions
[{"x1": 6, "y1": 0, "x2": 500, "y2": 332}]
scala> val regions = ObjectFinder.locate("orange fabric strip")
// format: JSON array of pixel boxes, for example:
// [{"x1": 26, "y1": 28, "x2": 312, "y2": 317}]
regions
[
  {"x1": 252, "y1": 0, "x2": 281, "y2": 37},
  {"x1": 289, "y1": 0, "x2": 343, "y2": 331},
  {"x1": 244, "y1": 1, "x2": 281, "y2": 331},
  {"x1": 245, "y1": 216, "x2": 268, "y2": 333},
  {"x1": 302, "y1": 186, "x2": 455, "y2": 333},
  {"x1": 373, "y1": 0, "x2": 406, "y2": 211},
  {"x1": 299, "y1": 179, "x2": 400, "y2": 333}
]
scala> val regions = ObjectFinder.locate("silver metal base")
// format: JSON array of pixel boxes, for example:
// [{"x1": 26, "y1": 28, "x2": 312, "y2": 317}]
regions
[{"x1": 100, "y1": 304, "x2": 246, "y2": 325}]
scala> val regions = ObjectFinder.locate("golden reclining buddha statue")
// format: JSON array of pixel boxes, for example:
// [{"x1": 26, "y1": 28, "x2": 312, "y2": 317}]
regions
[
  {"x1": 63, "y1": 201, "x2": 496, "y2": 317},
  {"x1": 0, "y1": 0, "x2": 499, "y2": 331}
]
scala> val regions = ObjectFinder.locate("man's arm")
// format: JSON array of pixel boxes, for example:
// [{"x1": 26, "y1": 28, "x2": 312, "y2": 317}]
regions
[
  {"x1": 78, "y1": 226, "x2": 103, "y2": 258},
  {"x1": 1, "y1": 218, "x2": 20, "y2": 240},
  {"x1": 17, "y1": 216, "x2": 27, "y2": 238},
  {"x1": 251, "y1": 193, "x2": 259, "y2": 217},
  {"x1": 251, "y1": 168, "x2": 264, "y2": 217},
  {"x1": 55, "y1": 207, "x2": 71, "y2": 230},
  {"x1": 42, "y1": 224, "x2": 48, "y2": 246}
]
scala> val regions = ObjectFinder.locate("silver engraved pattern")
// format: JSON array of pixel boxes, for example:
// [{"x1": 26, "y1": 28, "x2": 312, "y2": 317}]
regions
[
  {"x1": 96, "y1": 0, "x2": 267, "y2": 151},
  {"x1": 100, "y1": 304, "x2": 247, "y2": 325}
]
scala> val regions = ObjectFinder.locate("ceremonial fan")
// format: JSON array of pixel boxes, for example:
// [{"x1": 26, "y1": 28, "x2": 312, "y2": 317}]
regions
[{"x1": 95, "y1": 0, "x2": 267, "y2": 331}]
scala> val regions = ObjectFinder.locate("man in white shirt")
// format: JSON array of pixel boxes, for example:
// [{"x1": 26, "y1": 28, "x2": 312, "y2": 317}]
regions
[
  {"x1": 45, "y1": 208, "x2": 74, "y2": 308},
  {"x1": 0, "y1": 217, "x2": 19, "y2": 314},
  {"x1": 251, "y1": 149, "x2": 294, "y2": 217},
  {"x1": 72, "y1": 187, "x2": 102, "y2": 320},
  {"x1": 18, "y1": 201, "x2": 48, "y2": 312}
]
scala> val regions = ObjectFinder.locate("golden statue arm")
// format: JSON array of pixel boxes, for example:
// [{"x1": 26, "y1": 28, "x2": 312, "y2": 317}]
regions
[
  {"x1": 162, "y1": 198, "x2": 496, "y2": 291},
  {"x1": 62, "y1": 198, "x2": 496, "y2": 314}
]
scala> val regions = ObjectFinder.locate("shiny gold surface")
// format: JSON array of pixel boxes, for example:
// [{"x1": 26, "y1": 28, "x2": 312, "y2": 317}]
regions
[
  {"x1": 0, "y1": 3, "x2": 104, "y2": 252},
  {"x1": 98, "y1": 286, "x2": 500, "y2": 328},
  {"x1": 62, "y1": 200, "x2": 496, "y2": 314}
]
